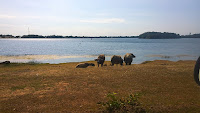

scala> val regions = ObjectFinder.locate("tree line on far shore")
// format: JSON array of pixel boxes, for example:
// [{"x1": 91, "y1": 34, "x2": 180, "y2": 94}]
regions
[
  {"x1": 139, "y1": 32, "x2": 181, "y2": 39},
  {"x1": 0, "y1": 32, "x2": 200, "y2": 39}
]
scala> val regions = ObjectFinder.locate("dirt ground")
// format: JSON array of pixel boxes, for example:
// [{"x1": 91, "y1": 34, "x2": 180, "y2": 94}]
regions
[{"x1": 0, "y1": 60, "x2": 200, "y2": 113}]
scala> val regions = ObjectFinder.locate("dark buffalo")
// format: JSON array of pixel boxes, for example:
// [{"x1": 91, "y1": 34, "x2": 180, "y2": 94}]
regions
[
  {"x1": 194, "y1": 56, "x2": 200, "y2": 86},
  {"x1": 95, "y1": 54, "x2": 105, "y2": 67},
  {"x1": 0, "y1": 61, "x2": 10, "y2": 64},
  {"x1": 76, "y1": 63, "x2": 95, "y2": 68},
  {"x1": 124, "y1": 53, "x2": 136, "y2": 65},
  {"x1": 111, "y1": 55, "x2": 123, "y2": 66}
]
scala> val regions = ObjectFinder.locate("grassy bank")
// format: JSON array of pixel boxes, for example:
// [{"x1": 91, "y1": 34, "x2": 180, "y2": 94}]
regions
[{"x1": 0, "y1": 60, "x2": 200, "y2": 112}]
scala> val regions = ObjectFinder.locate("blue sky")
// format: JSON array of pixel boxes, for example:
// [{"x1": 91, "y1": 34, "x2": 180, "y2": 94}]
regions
[{"x1": 0, "y1": 0, "x2": 199, "y2": 36}]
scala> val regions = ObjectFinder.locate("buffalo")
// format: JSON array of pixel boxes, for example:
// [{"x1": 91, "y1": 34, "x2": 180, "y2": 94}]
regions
[
  {"x1": 76, "y1": 63, "x2": 95, "y2": 68},
  {"x1": 124, "y1": 53, "x2": 136, "y2": 65},
  {"x1": 95, "y1": 54, "x2": 105, "y2": 67},
  {"x1": 111, "y1": 55, "x2": 123, "y2": 66}
]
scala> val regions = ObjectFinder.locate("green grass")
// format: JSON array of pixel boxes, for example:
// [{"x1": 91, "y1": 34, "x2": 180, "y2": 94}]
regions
[
  {"x1": 10, "y1": 85, "x2": 26, "y2": 91},
  {"x1": 98, "y1": 92, "x2": 146, "y2": 113}
]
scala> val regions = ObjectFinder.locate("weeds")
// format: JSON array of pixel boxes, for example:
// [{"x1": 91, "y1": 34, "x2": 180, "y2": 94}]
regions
[
  {"x1": 27, "y1": 60, "x2": 41, "y2": 65},
  {"x1": 10, "y1": 85, "x2": 26, "y2": 91},
  {"x1": 141, "y1": 61, "x2": 152, "y2": 64},
  {"x1": 98, "y1": 92, "x2": 146, "y2": 113}
]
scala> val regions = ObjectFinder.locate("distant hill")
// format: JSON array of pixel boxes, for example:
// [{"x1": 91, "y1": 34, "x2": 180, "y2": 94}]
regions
[
  {"x1": 139, "y1": 32, "x2": 181, "y2": 39},
  {"x1": 181, "y1": 34, "x2": 200, "y2": 38}
]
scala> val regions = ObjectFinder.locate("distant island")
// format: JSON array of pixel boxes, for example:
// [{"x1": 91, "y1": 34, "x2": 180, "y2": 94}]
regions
[
  {"x1": 0, "y1": 32, "x2": 200, "y2": 39},
  {"x1": 139, "y1": 32, "x2": 181, "y2": 39}
]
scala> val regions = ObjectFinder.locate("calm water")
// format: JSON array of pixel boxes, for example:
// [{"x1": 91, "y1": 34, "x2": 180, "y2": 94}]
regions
[{"x1": 0, "y1": 38, "x2": 200, "y2": 64}]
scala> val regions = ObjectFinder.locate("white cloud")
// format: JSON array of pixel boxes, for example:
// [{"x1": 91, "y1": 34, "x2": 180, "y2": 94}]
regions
[
  {"x1": 0, "y1": 24, "x2": 17, "y2": 27},
  {"x1": 0, "y1": 14, "x2": 42, "y2": 19},
  {"x1": 23, "y1": 16, "x2": 41, "y2": 19},
  {"x1": 95, "y1": 13, "x2": 109, "y2": 16},
  {"x1": 0, "y1": 15, "x2": 16, "y2": 19},
  {"x1": 80, "y1": 18, "x2": 125, "y2": 24}
]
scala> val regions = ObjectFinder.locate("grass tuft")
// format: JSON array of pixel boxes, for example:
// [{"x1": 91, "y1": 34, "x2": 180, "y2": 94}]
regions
[
  {"x1": 27, "y1": 60, "x2": 41, "y2": 65},
  {"x1": 98, "y1": 92, "x2": 146, "y2": 113},
  {"x1": 10, "y1": 85, "x2": 26, "y2": 91},
  {"x1": 141, "y1": 61, "x2": 153, "y2": 64}
]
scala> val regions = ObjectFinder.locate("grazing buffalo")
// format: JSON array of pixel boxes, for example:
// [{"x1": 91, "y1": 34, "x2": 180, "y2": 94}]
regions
[
  {"x1": 124, "y1": 53, "x2": 136, "y2": 65},
  {"x1": 194, "y1": 56, "x2": 200, "y2": 86},
  {"x1": 0, "y1": 61, "x2": 10, "y2": 64},
  {"x1": 76, "y1": 63, "x2": 95, "y2": 68},
  {"x1": 95, "y1": 54, "x2": 105, "y2": 67},
  {"x1": 111, "y1": 55, "x2": 123, "y2": 66}
]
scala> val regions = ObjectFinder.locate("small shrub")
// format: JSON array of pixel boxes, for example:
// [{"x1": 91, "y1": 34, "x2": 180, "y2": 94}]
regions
[
  {"x1": 141, "y1": 61, "x2": 152, "y2": 64},
  {"x1": 98, "y1": 92, "x2": 146, "y2": 113},
  {"x1": 27, "y1": 60, "x2": 41, "y2": 65}
]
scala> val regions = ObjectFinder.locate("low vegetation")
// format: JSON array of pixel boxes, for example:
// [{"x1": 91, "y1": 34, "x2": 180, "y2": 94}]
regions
[
  {"x1": 0, "y1": 60, "x2": 200, "y2": 112},
  {"x1": 98, "y1": 92, "x2": 146, "y2": 113}
]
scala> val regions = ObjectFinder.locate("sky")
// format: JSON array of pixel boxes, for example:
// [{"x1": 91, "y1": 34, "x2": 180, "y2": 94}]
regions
[{"x1": 0, "y1": 0, "x2": 200, "y2": 36}]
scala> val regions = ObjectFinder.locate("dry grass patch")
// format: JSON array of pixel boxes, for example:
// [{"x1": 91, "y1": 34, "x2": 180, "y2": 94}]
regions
[{"x1": 0, "y1": 60, "x2": 200, "y2": 113}]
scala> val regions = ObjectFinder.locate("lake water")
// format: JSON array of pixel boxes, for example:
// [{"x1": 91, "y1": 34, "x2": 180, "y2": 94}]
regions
[{"x1": 0, "y1": 38, "x2": 200, "y2": 64}]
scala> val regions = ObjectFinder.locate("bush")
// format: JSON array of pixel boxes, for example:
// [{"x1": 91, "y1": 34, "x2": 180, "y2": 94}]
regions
[
  {"x1": 98, "y1": 92, "x2": 146, "y2": 113},
  {"x1": 27, "y1": 60, "x2": 41, "y2": 65}
]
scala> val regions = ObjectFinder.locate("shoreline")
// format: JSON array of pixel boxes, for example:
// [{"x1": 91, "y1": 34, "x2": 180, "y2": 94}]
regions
[
  {"x1": 0, "y1": 54, "x2": 198, "y2": 65},
  {"x1": 0, "y1": 59, "x2": 197, "y2": 65}
]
